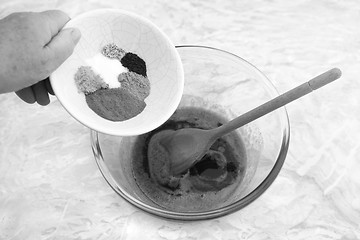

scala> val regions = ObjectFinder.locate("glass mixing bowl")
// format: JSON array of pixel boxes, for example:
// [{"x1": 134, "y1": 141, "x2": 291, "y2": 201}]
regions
[{"x1": 91, "y1": 45, "x2": 290, "y2": 220}]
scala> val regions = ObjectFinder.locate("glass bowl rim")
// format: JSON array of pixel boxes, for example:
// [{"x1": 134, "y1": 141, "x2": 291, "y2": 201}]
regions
[{"x1": 91, "y1": 45, "x2": 290, "y2": 220}]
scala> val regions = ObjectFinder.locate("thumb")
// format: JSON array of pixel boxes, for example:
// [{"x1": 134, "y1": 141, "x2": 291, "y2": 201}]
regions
[{"x1": 44, "y1": 27, "x2": 81, "y2": 71}]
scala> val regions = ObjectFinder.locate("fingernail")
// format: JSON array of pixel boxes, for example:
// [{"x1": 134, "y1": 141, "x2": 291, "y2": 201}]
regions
[{"x1": 70, "y1": 28, "x2": 81, "y2": 43}]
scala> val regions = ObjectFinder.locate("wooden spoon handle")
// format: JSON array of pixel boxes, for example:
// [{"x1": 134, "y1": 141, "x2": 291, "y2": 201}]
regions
[{"x1": 212, "y1": 68, "x2": 342, "y2": 138}]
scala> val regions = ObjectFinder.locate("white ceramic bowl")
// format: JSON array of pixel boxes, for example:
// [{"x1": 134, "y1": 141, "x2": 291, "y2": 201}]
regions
[{"x1": 51, "y1": 9, "x2": 184, "y2": 136}]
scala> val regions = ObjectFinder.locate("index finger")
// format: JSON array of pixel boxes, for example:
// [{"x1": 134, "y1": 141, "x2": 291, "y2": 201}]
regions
[{"x1": 40, "y1": 10, "x2": 70, "y2": 37}]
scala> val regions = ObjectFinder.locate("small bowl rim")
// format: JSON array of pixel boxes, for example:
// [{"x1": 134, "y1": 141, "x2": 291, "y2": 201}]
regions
[
  {"x1": 91, "y1": 45, "x2": 290, "y2": 220},
  {"x1": 51, "y1": 8, "x2": 184, "y2": 137}
]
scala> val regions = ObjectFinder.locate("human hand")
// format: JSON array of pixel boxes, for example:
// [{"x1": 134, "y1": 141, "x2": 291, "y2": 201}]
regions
[{"x1": 0, "y1": 10, "x2": 81, "y2": 105}]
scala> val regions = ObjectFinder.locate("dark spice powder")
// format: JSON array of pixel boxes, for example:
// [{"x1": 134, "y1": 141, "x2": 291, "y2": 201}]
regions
[
  {"x1": 121, "y1": 52, "x2": 147, "y2": 77},
  {"x1": 85, "y1": 88, "x2": 146, "y2": 121}
]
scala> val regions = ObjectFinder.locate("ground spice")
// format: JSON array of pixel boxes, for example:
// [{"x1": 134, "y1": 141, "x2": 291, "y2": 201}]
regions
[
  {"x1": 75, "y1": 43, "x2": 151, "y2": 122},
  {"x1": 101, "y1": 43, "x2": 126, "y2": 59},
  {"x1": 85, "y1": 88, "x2": 146, "y2": 121},
  {"x1": 74, "y1": 66, "x2": 108, "y2": 94},
  {"x1": 118, "y1": 71, "x2": 150, "y2": 100},
  {"x1": 120, "y1": 52, "x2": 147, "y2": 77}
]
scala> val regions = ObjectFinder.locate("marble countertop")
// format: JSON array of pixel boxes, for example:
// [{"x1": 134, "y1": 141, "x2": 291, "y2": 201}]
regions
[{"x1": 1, "y1": 0, "x2": 360, "y2": 239}]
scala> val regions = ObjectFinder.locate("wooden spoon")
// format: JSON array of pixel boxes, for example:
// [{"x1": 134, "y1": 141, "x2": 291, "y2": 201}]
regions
[{"x1": 159, "y1": 68, "x2": 342, "y2": 176}]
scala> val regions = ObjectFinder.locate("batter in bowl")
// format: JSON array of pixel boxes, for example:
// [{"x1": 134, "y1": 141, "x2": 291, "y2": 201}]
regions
[{"x1": 131, "y1": 107, "x2": 247, "y2": 211}]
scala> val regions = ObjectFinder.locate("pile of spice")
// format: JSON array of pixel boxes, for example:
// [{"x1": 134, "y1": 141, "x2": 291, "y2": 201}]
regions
[{"x1": 74, "y1": 43, "x2": 150, "y2": 122}]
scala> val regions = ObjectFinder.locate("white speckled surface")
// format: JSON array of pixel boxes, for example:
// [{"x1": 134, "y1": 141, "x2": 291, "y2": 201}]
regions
[{"x1": 1, "y1": 0, "x2": 360, "y2": 239}]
